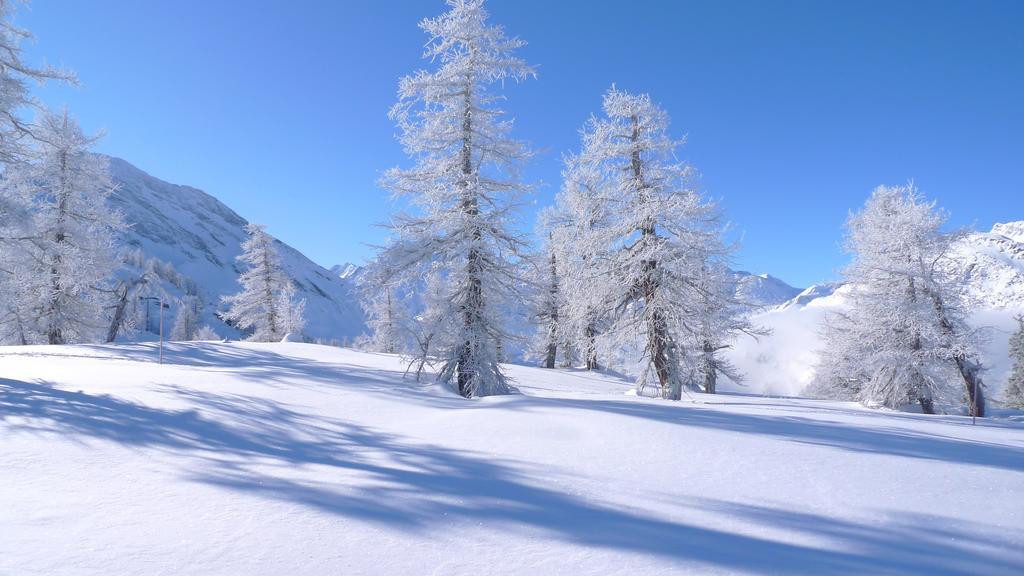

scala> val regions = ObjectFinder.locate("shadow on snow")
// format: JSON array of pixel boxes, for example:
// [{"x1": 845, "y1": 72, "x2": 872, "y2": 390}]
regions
[{"x1": 2, "y1": 369, "x2": 1021, "y2": 575}]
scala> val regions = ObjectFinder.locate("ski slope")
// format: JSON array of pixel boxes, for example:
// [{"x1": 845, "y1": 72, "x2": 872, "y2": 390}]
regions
[{"x1": 1, "y1": 342, "x2": 1022, "y2": 575}]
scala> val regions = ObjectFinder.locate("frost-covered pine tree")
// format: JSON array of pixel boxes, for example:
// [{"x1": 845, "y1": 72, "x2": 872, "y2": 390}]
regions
[
  {"x1": 376, "y1": 0, "x2": 534, "y2": 397},
  {"x1": 815, "y1": 184, "x2": 984, "y2": 415},
  {"x1": 566, "y1": 87, "x2": 726, "y2": 400},
  {"x1": 0, "y1": 0, "x2": 73, "y2": 166},
  {"x1": 690, "y1": 264, "x2": 766, "y2": 394},
  {"x1": 529, "y1": 222, "x2": 572, "y2": 369},
  {"x1": 0, "y1": 0, "x2": 75, "y2": 344},
  {"x1": 555, "y1": 151, "x2": 613, "y2": 371},
  {"x1": 1004, "y1": 315, "x2": 1024, "y2": 408},
  {"x1": 1, "y1": 109, "x2": 124, "y2": 344},
  {"x1": 357, "y1": 255, "x2": 413, "y2": 354},
  {"x1": 221, "y1": 223, "x2": 292, "y2": 342},
  {"x1": 170, "y1": 295, "x2": 202, "y2": 341},
  {"x1": 277, "y1": 281, "x2": 306, "y2": 339},
  {"x1": 360, "y1": 287, "x2": 403, "y2": 353},
  {"x1": 194, "y1": 324, "x2": 220, "y2": 341}
]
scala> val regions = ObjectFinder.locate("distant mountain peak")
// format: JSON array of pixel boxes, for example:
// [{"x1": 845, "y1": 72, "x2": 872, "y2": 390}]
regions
[
  {"x1": 992, "y1": 221, "x2": 1024, "y2": 244},
  {"x1": 330, "y1": 262, "x2": 363, "y2": 281}
]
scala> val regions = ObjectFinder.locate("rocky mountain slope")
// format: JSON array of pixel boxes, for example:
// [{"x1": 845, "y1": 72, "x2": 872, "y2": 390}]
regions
[{"x1": 108, "y1": 156, "x2": 364, "y2": 342}]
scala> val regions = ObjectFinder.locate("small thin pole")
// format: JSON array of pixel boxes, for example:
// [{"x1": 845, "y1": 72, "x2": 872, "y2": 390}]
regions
[
  {"x1": 159, "y1": 298, "x2": 164, "y2": 365},
  {"x1": 972, "y1": 376, "x2": 977, "y2": 426}
]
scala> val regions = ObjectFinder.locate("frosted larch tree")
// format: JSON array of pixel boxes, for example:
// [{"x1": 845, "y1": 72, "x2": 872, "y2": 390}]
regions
[
  {"x1": 358, "y1": 255, "x2": 411, "y2": 354},
  {"x1": 170, "y1": 295, "x2": 202, "y2": 341},
  {"x1": 1004, "y1": 315, "x2": 1024, "y2": 408},
  {"x1": 0, "y1": 0, "x2": 74, "y2": 344},
  {"x1": 376, "y1": 0, "x2": 535, "y2": 397},
  {"x1": 529, "y1": 221, "x2": 571, "y2": 369},
  {"x1": 691, "y1": 263, "x2": 766, "y2": 393},
  {"x1": 569, "y1": 87, "x2": 724, "y2": 400},
  {"x1": 222, "y1": 223, "x2": 292, "y2": 342},
  {"x1": 817, "y1": 184, "x2": 984, "y2": 415},
  {"x1": 0, "y1": 0, "x2": 74, "y2": 166},
  {"x1": 277, "y1": 281, "x2": 306, "y2": 340},
  {"x1": 3, "y1": 109, "x2": 124, "y2": 344},
  {"x1": 555, "y1": 151, "x2": 611, "y2": 371}
]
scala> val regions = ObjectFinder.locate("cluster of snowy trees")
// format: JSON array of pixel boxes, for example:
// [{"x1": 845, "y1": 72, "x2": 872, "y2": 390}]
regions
[
  {"x1": 221, "y1": 223, "x2": 306, "y2": 343},
  {"x1": 1005, "y1": 315, "x2": 1024, "y2": 408},
  {"x1": 532, "y1": 88, "x2": 760, "y2": 399},
  {"x1": 0, "y1": 1, "x2": 303, "y2": 347},
  {"x1": 811, "y1": 185, "x2": 987, "y2": 416},
  {"x1": 361, "y1": 0, "x2": 757, "y2": 399}
]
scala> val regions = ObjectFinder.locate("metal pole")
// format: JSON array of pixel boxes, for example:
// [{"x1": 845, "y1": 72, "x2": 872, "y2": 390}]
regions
[
  {"x1": 972, "y1": 376, "x2": 977, "y2": 426},
  {"x1": 159, "y1": 298, "x2": 164, "y2": 365}
]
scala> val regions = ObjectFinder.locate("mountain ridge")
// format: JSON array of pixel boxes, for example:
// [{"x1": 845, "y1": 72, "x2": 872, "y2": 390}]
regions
[{"x1": 107, "y1": 156, "x2": 365, "y2": 342}]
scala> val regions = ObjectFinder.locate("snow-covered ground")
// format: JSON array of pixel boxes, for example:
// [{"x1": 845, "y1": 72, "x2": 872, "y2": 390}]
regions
[{"x1": 2, "y1": 342, "x2": 1022, "y2": 575}]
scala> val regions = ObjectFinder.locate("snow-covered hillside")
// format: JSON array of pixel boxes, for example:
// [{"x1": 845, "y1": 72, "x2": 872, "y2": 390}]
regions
[
  {"x1": 727, "y1": 222, "x2": 1024, "y2": 399},
  {"x1": 1, "y1": 342, "x2": 1021, "y2": 575},
  {"x1": 108, "y1": 157, "x2": 364, "y2": 341}
]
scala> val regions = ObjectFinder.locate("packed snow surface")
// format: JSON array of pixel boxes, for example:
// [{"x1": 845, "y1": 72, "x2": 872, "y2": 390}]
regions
[{"x1": 1, "y1": 342, "x2": 1022, "y2": 575}]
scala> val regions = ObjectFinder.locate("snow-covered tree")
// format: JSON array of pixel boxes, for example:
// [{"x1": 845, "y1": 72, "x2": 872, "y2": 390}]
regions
[
  {"x1": 277, "y1": 281, "x2": 306, "y2": 339},
  {"x1": 194, "y1": 324, "x2": 220, "y2": 341},
  {"x1": 221, "y1": 223, "x2": 293, "y2": 342},
  {"x1": 0, "y1": 0, "x2": 73, "y2": 166},
  {"x1": 0, "y1": 109, "x2": 124, "y2": 344},
  {"x1": 1004, "y1": 315, "x2": 1024, "y2": 408},
  {"x1": 563, "y1": 87, "x2": 728, "y2": 400},
  {"x1": 375, "y1": 0, "x2": 535, "y2": 397},
  {"x1": 0, "y1": 1, "x2": 75, "y2": 345},
  {"x1": 105, "y1": 265, "x2": 158, "y2": 343},
  {"x1": 690, "y1": 264, "x2": 765, "y2": 394},
  {"x1": 815, "y1": 184, "x2": 985, "y2": 415},
  {"x1": 528, "y1": 224, "x2": 572, "y2": 369},
  {"x1": 359, "y1": 287, "x2": 404, "y2": 353},
  {"x1": 555, "y1": 151, "x2": 611, "y2": 371},
  {"x1": 357, "y1": 255, "x2": 413, "y2": 354},
  {"x1": 170, "y1": 295, "x2": 202, "y2": 341}
]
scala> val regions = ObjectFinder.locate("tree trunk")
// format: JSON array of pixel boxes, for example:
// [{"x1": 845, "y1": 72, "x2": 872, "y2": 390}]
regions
[
  {"x1": 46, "y1": 149, "x2": 71, "y2": 345},
  {"x1": 702, "y1": 341, "x2": 717, "y2": 394},
  {"x1": 543, "y1": 248, "x2": 558, "y2": 369},
  {"x1": 924, "y1": 288, "x2": 986, "y2": 417},
  {"x1": 106, "y1": 283, "x2": 131, "y2": 343},
  {"x1": 955, "y1": 356, "x2": 985, "y2": 417},
  {"x1": 455, "y1": 81, "x2": 481, "y2": 398},
  {"x1": 584, "y1": 323, "x2": 599, "y2": 370},
  {"x1": 650, "y1": 305, "x2": 673, "y2": 398},
  {"x1": 918, "y1": 396, "x2": 935, "y2": 415}
]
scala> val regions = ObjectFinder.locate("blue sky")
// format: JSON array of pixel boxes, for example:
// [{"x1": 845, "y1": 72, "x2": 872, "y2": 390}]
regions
[{"x1": 17, "y1": 0, "x2": 1024, "y2": 288}]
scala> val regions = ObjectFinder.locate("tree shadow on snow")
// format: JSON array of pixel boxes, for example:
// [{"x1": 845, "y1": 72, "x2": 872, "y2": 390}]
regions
[
  {"x1": 497, "y1": 396, "x2": 1024, "y2": 473},
  {"x1": 17, "y1": 342, "x2": 462, "y2": 405},
  {"x1": 1, "y1": 376, "x2": 1020, "y2": 575}
]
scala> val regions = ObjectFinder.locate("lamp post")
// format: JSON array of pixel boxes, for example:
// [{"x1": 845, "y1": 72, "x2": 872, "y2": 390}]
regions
[{"x1": 138, "y1": 296, "x2": 170, "y2": 363}]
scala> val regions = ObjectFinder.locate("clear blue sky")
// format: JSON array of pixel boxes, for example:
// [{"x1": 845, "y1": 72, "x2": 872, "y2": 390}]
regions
[{"x1": 17, "y1": 0, "x2": 1024, "y2": 288}]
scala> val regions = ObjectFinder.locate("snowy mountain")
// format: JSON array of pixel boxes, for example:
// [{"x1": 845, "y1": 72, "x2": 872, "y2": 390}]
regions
[
  {"x1": 330, "y1": 262, "x2": 364, "y2": 282},
  {"x1": 729, "y1": 271, "x2": 803, "y2": 308},
  {"x1": 954, "y1": 222, "x2": 1024, "y2": 309},
  {"x1": 726, "y1": 222, "x2": 1024, "y2": 399},
  {"x1": 107, "y1": 157, "x2": 365, "y2": 341}
]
